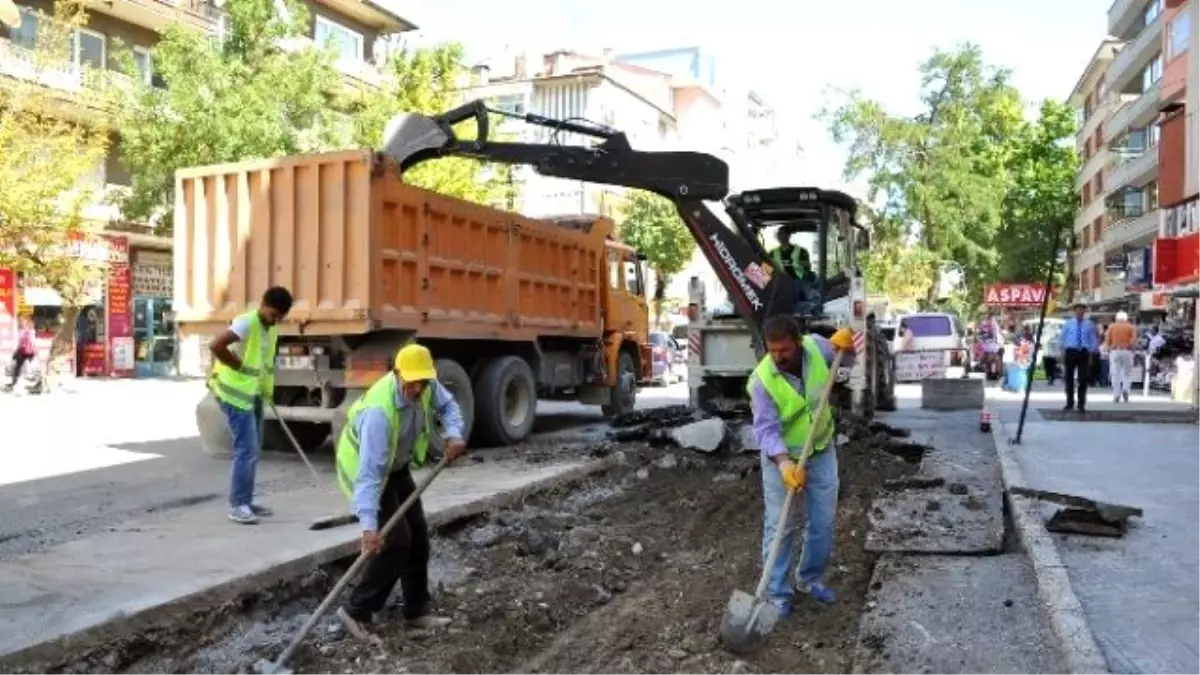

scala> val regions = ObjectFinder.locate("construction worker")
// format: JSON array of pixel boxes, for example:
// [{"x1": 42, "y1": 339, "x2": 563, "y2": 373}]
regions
[
  {"x1": 335, "y1": 343, "x2": 465, "y2": 639},
  {"x1": 747, "y1": 314, "x2": 856, "y2": 616},
  {"x1": 769, "y1": 227, "x2": 817, "y2": 283},
  {"x1": 209, "y1": 286, "x2": 293, "y2": 524}
]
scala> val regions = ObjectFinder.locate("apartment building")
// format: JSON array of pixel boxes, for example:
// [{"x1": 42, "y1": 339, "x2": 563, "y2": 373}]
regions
[{"x1": 462, "y1": 49, "x2": 678, "y2": 218}]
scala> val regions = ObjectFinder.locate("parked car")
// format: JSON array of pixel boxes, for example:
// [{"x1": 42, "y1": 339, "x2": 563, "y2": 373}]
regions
[
  {"x1": 896, "y1": 312, "x2": 967, "y2": 368},
  {"x1": 647, "y1": 331, "x2": 685, "y2": 385}
]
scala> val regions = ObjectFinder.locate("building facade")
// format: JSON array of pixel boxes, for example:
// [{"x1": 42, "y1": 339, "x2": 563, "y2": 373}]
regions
[
  {"x1": 1153, "y1": 0, "x2": 1198, "y2": 293},
  {"x1": 0, "y1": 0, "x2": 414, "y2": 377}
]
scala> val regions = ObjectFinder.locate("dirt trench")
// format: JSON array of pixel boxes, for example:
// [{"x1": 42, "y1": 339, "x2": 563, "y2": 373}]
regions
[{"x1": 36, "y1": 432, "x2": 920, "y2": 675}]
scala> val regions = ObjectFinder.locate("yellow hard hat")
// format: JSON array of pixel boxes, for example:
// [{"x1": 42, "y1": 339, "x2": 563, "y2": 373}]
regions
[{"x1": 394, "y1": 343, "x2": 437, "y2": 382}]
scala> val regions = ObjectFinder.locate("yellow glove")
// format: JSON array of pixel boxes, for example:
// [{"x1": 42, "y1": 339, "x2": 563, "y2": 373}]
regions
[
  {"x1": 830, "y1": 328, "x2": 855, "y2": 352},
  {"x1": 778, "y1": 459, "x2": 807, "y2": 491}
]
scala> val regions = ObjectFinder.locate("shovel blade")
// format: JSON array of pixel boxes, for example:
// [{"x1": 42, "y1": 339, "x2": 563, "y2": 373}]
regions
[
  {"x1": 720, "y1": 589, "x2": 781, "y2": 653},
  {"x1": 381, "y1": 113, "x2": 451, "y2": 169}
]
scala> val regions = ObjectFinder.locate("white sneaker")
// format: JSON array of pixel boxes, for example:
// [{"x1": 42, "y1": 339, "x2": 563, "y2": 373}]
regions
[{"x1": 228, "y1": 505, "x2": 259, "y2": 525}]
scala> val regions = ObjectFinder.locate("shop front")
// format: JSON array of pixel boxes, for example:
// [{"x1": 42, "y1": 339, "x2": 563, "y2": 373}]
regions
[
  {"x1": 0, "y1": 232, "x2": 134, "y2": 380},
  {"x1": 131, "y1": 248, "x2": 176, "y2": 377}
]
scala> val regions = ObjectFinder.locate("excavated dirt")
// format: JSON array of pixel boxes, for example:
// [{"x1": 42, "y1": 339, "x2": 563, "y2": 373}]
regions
[{"x1": 28, "y1": 429, "x2": 919, "y2": 675}]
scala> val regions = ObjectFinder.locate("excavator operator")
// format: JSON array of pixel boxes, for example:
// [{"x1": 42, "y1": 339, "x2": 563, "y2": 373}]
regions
[{"x1": 770, "y1": 226, "x2": 818, "y2": 301}]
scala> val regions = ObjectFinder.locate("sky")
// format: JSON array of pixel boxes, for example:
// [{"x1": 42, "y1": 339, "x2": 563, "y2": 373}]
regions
[{"x1": 386, "y1": 0, "x2": 1114, "y2": 193}]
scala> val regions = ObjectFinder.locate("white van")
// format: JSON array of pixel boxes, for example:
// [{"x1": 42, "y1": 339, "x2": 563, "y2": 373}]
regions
[{"x1": 895, "y1": 312, "x2": 967, "y2": 369}]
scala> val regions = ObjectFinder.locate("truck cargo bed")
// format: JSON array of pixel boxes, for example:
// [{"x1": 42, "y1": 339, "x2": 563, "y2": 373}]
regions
[{"x1": 173, "y1": 150, "x2": 606, "y2": 341}]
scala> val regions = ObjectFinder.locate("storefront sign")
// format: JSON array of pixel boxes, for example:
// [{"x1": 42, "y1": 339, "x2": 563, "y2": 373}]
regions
[
  {"x1": 133, "y1": 249, "x2": 173, "y2": 299},
  {"x1": 107, "y1": 236, "x2": 134, "y2": 377},
  {"x1": 0, "y1": 267, "x2": 14, "y2": 352},
  {"x1": 1125, "y1": 247, "x2": 1153, "y2": 291},
  {"x1": 983, "y1": 283, "x2": 1051, "y2": 308},
  {"x1": 1139, "y1": 291, "x2": 1168, "y2": 311}
]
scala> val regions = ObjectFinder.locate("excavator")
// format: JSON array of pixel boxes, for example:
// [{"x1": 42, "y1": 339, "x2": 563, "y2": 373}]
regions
[{"x1": 381, "y1": 100, "x2": 896, "y2": 419}]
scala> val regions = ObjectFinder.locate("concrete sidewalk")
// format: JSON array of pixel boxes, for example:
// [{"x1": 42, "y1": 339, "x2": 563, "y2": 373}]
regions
[
  {"x1": 0, "y1": 456, "x2": 612, "y2": 667},
  {"x1": 990, "y1": 391, "x2": 1199, "y2": 674}
]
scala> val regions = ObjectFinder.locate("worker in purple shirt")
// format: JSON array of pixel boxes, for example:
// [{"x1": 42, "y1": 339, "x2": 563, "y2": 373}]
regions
[{"x1": 748, "y1": 315, "x2": 856, "y2": 617}]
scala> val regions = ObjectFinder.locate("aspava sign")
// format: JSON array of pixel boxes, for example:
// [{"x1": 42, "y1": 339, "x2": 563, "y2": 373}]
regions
[{"x1": 983, "y1": 283, "x2": 1050, "y2": 308}]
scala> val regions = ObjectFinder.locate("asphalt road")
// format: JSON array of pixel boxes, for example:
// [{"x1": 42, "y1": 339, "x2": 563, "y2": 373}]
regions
[{"x1": 0, "y1": 378, "x2": 687, "y2": 560}]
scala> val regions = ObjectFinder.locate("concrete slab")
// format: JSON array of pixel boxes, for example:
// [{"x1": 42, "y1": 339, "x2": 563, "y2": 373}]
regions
[
  {"x1": 852, "y1": 554, "x2": 1065, "y2": 674},
  {"x1": 865, "y1": 410, "x2": 1004, "y2": 554},
  {"x1": 0, "y1": 457, "x2": 615, "y2": 667}
]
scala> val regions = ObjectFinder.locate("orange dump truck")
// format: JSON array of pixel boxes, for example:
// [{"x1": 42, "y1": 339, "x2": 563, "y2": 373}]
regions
[{"x1": 176, "y1": 150, "x2": 651, "y2": 454}]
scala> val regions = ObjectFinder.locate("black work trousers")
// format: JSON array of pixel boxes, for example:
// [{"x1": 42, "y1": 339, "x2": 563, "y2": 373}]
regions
[
  {"x1": 1062, "y1": 348, "x2": 1091, "y2": 409},
  {"x1": 345, "y1": 465, "x2": 431, "y2": 621}
]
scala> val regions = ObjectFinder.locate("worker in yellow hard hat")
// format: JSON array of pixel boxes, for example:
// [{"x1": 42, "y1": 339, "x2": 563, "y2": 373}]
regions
[
  {"x1": 745, "y1": 315, "x2": 855, "y2": 616},
  {"x1": 333, "y1": 342, "x2": 466, "y2": 640}
]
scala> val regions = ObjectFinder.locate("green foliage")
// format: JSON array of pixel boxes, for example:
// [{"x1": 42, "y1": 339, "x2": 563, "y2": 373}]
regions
[
  {"x1": 822, "y1": 44, "x2": 1077, "y2": 313},
  {"x1": 115, "y1": 0, "x2": 343, "y2": 233},
  {"x1": 617, "y1": 190, "x2": 694, "y2": 323},
  {"x1": 353, "y1": 43, "x2": 517, "y2": 208},
  {"x1": 996, "y1": 98, "x2": 1079, "y2": 286}
]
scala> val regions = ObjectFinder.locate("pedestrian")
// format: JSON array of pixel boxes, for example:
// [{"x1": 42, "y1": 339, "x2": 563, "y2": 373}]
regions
[
  {"x1": 748, "y1": 315, "x2": 855, "y2": 616},
  {"x1": 896, "y1": 320, "x2": 914, "y2": 352},
  {"x1": 335, "y1": 343, "x2": 465, "y2": 639},
  {"x1": 1093, "y1": 323, "x2": 1109, "y2": 387},
  {"x1": 1042, "y1": 328, "x2": 1062, "y2": 386},
  {"x1": 1060, "y1": 302, "x2": 1100, "y2": 413},
  {"x1": 207, "y1": 286, "x2": 293, "y2": 525},
  {"x1": 5, "y1": 315, "x2": 37, "y2": 391},
  {"x1": 1105, "y1": 311, "x2": 1137, "y2": 403}
]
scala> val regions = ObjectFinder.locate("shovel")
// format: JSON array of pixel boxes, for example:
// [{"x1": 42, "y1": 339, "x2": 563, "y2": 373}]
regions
[
  {"x1": 255, "y1": 454, "x2": 453, "y2": 675},
  {"x1": 719, "y1": 346, "x2": 848, "y2": 653}
]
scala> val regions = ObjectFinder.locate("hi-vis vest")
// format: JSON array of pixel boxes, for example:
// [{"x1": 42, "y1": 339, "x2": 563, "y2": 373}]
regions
[
  {"x1": 210, "y1": 310, "x2": 277, "y2": 411},
  {"x1": 748, "y1": 336, "x2": 835, "y2": 457},
  {"x1": 335, "y1": 373, "x2": 435, "y2": 500},
  {"x1": 769, "y1": 246, "x2": 809, "y2": 279}
]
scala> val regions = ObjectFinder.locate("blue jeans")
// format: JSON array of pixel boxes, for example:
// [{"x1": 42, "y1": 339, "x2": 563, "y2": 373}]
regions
[
  {"x1": 760, "y1": 446, "x2": 840, "y2": 606},
  {"x1": 221, "y1": 398, "x2": 263, "y2": 508}
]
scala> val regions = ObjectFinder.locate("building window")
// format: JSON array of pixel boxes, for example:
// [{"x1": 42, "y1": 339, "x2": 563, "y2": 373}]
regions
[
  {"x1": 1141, "y1": 53, "x2": 1163, "y2": 91},
  {"x1": 1144, "y1": 0, "x2": 1163, "y2": 26},
  {"x1": 314, "y1": 16, "x2": 363, "y2": 64},
  {"x1": 1168, "y1": 11, "x2": 1191, "y2": 61},
  {"x1": 132, "y1": 47, "x2": 152, "y2": 85},
  {"x1": 491, "y1": 94, "x2": 526, "y2": 116},
  {"x1": 75, "y1": 28, "x2": 106, "y2": 70}
]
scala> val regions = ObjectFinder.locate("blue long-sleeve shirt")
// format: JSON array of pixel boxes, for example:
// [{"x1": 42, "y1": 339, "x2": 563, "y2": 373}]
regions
[
  {"x1": 749, "y1": 334, "x2": 855, "y2": 459},
  {"x1": 352, "y1": 375, "x2": 464, "y2": 532},
  {"x1": 1060, "y1": 317, "x2": 1100, "y2": 353}
]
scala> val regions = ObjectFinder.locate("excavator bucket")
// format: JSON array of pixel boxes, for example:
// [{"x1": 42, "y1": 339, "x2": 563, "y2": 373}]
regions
[{"x1": 382, "y1": 112, "x2": 451, "y2": 170}]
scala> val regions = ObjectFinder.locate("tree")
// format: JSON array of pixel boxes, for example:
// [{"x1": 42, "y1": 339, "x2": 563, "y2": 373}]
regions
[
  {"x1": 995, "y1": 99, "x2": 1079, "y2": 290},
  {"x1": 616, "y1": 190, "x2": 695, "y2": 327},
  {"x1": 822, "y1": 44, "x2": 1026, "y2": 305},
  {"x1": 115, "y1": 0, "x2": 343, "y2": 233},
  {"x1": 0, "y1": 0, "x2": 113, "y2": 365},
  {"x1": 352, "y1": 43, "x2": 516, "y2": 208}
]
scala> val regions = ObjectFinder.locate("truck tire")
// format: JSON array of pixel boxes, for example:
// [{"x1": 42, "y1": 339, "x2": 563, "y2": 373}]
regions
[
  {"x1": 873, "y1": 330, "x2": 897, "y2": 412},
  {"x1": 602, "y1": 350, "x2": 637, "y2": 418},
  {"x1": 433, "y1": 358, "x2": 475, "y2": 453},
  {"x1": 473, "y1": 355, "x2": 537, "y2": 446}
]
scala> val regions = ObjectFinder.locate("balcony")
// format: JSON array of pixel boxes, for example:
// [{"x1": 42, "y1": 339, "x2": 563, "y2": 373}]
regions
[
  {"x1": 1105, "y1": 208, "x2": 1159, "y2": 250},
  {"x1": 276, "y1": 36, "x2": 385, "y2": 89},
  {"x1": 1076, "y1": 243, "x2": 1106, "y2": 272},
  {"x1": 1107, "y1": 147, "x2": 1158, "y2": 192},
  {"x1": 1109, "y1": 0, "x2": 1148, "y2": 39},
  {"x1": 0, "y1": 39, "x2": 134, "y2": 107},
  {"x1": 1077, "y1": 194, "x2": 1107, "y2": 230},
  {"x1": 1075, "y1": 147, "x2": 1111, "y2": 190},
  {"x1": 1106, "y1": 13, "x2": 1163, "y2": 93},
  {"x1": 1078, "y1": 97, "x2": 1118, "y2": 145},
  {"x1": 1100, "y1": 279, "x2": 1130, "y2": 301},
  {"x1": 81, "y1": 0, "x2": 218, "y2": 32},
  {"x1": 1104, "y1": 80, "x2": 1162, "y2": 143}
]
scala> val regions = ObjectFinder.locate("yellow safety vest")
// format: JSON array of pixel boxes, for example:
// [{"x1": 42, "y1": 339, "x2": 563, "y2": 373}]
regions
[
  {"x1": 335, "y1": 373, "x2": 435, "y2": 500},
  {"x1": 210, "y1": 309, "x2": 277, "y2": 411},
  {"x1": 748, "y1": 335, "x2": 835, "y2": 457}
]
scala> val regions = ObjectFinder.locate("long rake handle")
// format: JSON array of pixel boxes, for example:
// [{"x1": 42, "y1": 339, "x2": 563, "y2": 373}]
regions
[
  {"x1": 267, "y1": 400, "x2": 323, "y2": 482},
  {"x1": 267, "y1": 456, "x2": 451, "y2": 674},
  {"x1": 752, "y1": 348, "x2": 847, "y2": 601}
]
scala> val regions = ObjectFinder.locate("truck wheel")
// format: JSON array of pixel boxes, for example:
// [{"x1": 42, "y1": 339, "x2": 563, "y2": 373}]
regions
[
  {"x1": 473, "y1": 355, "x2": 537, "y2": 446},
  {"x1": 433, "y1": 358, "x2": 475, "y2": 453},
  {"x1": 602, "y1": 350, "x2": 637, "y2": 418}
]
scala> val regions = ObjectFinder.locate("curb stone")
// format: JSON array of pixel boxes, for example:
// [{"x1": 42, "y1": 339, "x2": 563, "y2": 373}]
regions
[
  {"x1": 986, "y1": 408, "x2": 1110, "y2": 675},
  {"x1": 0, "y1": 454, "x2": 622, "y2": 671}
]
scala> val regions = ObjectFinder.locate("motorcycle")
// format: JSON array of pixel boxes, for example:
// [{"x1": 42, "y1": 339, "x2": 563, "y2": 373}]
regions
[{"x1": 974, "y1": 338, "x2": 1004, "y2": 381}]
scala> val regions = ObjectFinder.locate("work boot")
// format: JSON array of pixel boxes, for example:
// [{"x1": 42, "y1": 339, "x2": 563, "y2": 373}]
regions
[
  {"x1": 1062, "y1": 404, "x2": 1074, "y2": 412},
  {"x1": 337, "y1": 607, "x2": 383, "y2": 644},
  {"x1": 228, "y1": 505, "x2": 259, "y2": 525},
  {"x1": 406, "y1": 613, "x2": 452, "y2": 630},
  {"x1": 249, "y1": 504, "x2": 274, "y2": 517},
  {"x1": 797, "y1": 582, "x2": 837, "y2": 604}
]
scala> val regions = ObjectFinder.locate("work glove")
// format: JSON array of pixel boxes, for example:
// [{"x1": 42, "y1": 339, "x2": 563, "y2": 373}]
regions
[
  {"x1": 830, "y1": 328, "x2": 855, "y2": 353},
  {"x1": 777, "y1": 459, "x2": 807, "y2": 492}
]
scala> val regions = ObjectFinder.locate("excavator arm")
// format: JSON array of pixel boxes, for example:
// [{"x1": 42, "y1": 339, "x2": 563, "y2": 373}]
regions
[{"x1": 380, "y1": 99, "x2": 801, "y2": 341}]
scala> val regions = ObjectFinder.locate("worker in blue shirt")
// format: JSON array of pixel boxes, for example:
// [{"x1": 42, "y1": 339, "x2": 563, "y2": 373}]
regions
[
  {"x1": 334, "y1": 344, "x2": 466, "y2": 639},
  {"x1": 1060, "y1": 302, "x2": 1101, "y2": 412}
]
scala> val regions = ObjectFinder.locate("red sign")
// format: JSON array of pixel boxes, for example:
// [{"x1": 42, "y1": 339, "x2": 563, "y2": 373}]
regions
[
  {"x1": 0, "y1": 267, "x2": 15, "y2": 352},
  {"x1": 106, "y1": 236, "x2": 134, "y2": 377},
  {"x1": 983, "y1": 283, "x2": 1051, "y2": 308}
]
